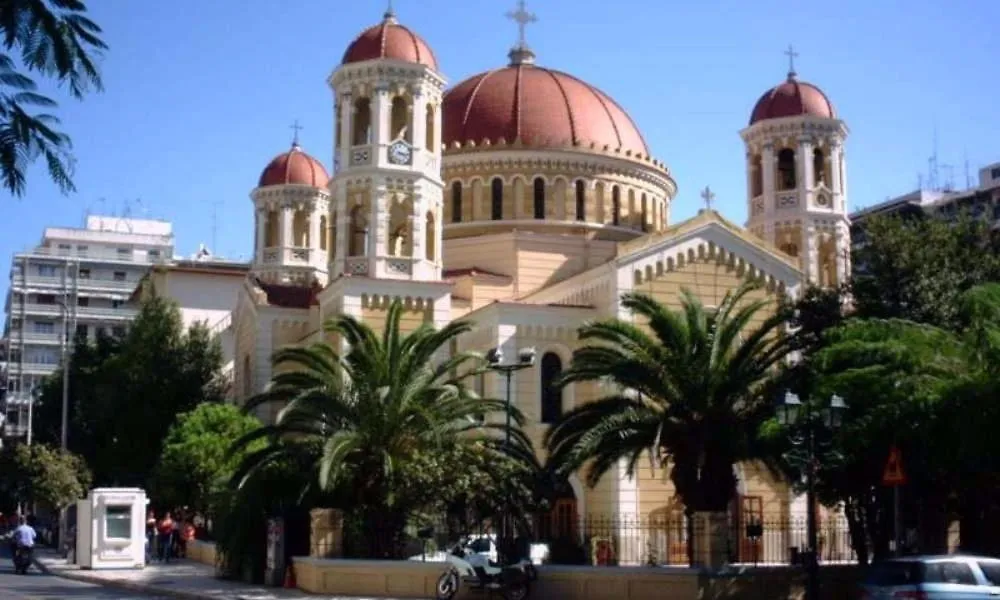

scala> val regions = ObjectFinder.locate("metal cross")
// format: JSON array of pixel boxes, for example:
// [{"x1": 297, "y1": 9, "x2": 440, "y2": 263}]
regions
[
  {"x1": 785, "y1": 44, "x2": 799, "y2": 76},
  {"x1": 700, "y1": 186, "x2": 716, "y2": 211},
  {"x1": 506, "y1": 0, "x2": 537, "y2": 49},
  {"x1": 385, "y1": 0, "x2": 395, "y2": 17},
  {"x1": 290, "y1": 119, "x2": 303, "y2": 145}
]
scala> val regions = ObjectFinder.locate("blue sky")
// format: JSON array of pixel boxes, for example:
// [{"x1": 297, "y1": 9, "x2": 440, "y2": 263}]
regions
[{"x1": 4, "y1": 0, "x2": 998, "y2": 266}]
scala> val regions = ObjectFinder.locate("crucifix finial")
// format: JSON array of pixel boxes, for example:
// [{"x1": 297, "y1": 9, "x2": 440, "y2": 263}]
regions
[
  {"x1": 505, "y1": 0, "x2": 538, "y2": 65},
  {"x1": 290, "y1": 119, "x2": 303, "y2": 147},
  {"x1": 384, "y1": 0, "x2": 396, "y2": 21},
  {"x1": 784, "y1": 44, "x2": 799, "y2": 79},
  {"x1": 700, "y1": 185, "x2": 716, "y2": 211}
]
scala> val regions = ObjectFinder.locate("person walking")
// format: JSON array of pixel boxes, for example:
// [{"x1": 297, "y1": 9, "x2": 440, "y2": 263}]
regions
[
  {"x1": 156, "y1": 512, "x2": 174, "y2": 562},
  {"x1": 145, "y1": 509, "x2": 157, "y2": 562}
]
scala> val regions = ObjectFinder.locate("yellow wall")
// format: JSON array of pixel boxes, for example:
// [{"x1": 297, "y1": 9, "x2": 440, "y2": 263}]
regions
[{"x1": 360, "y1": 296, "x2": 433, "y2": 335}]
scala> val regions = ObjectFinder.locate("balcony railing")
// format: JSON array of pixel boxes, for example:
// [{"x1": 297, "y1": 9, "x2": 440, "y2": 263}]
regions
[
  {"x1": 16, "y1": 273, "x2": 138, "y2": 291},
  {"x1": 261, "y1": 247, "x2": 314, "y2": 265},
  {"x1": 9, "y1": 332, "x2": 64, "y2": 344},
  {"x1": 9, "y1": 301, "x2": 137, "y2": 319},
  {"x1": 15, "y1": 245, "x2": 169, "y2": 265}
]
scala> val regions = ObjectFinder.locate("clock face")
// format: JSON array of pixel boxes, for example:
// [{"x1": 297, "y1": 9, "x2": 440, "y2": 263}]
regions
[{"x1": 388, "y1": 141, "x2": 412, "y2": 165}]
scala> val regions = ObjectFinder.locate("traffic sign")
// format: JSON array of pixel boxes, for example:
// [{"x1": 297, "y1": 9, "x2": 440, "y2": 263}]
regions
[{"x1": 882, "y1": 446, "x2": 907, "y2": 486}]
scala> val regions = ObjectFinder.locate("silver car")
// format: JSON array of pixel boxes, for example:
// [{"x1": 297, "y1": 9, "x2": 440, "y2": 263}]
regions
[{"x1": 861, "y1": 555, "x2": 1000, "y2": 599}]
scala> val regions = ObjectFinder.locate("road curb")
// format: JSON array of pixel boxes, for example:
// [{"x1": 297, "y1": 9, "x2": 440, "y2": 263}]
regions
[{"x1": 31, "y1": 557, "x2": 222, "y2": 600}]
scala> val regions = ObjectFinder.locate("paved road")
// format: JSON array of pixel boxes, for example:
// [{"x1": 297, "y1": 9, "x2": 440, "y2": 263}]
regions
[{"x1": 0, "y1": 545, "x2": 168, "y2": 599}]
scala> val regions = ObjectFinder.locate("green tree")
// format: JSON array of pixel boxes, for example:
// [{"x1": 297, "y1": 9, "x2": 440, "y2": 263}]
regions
[
  {"x1": 33, "y1": 296, "x2": 225, "y2": 486},
  {"x1": 0, "y1": 443, "x2": 92, "y2": 511},
  {"x1": 232, "y1": 300, "x2": 535, "y2": 559},
  {"x1": 0, "y1": 0, "x2": 107, "y2": 196},
  {"x1": 151, "y1": 403, "x2": 262, "y2": 514},
  {"x1": 545, "y1": 283, "x2": 796, "y2": 534},
  {"x1": 852, "y1": 214, "x2": 1000, "y2": 330}
]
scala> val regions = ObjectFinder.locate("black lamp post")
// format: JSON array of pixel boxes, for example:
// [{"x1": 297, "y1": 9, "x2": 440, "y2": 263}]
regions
[
  {"x1": 485, "y1": 346, "x2": 536, "y2": 564},
  {"x1": 777, "y1": 391, "x2": 847, "y2": 600}
]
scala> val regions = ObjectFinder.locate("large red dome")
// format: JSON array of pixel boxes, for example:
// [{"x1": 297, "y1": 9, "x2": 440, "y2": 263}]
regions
[
  {"x1": 443, "y1": 60, "x2": 649, "y2": 155},
  {"x1": 258, "y1": 144, "x2": 329, "y2": 188},
  {"x1": 749, "y1": 74, "x2": 835, "y2": 125},
  {"x1": 341, "y1": 12, "x2": 438, "y2": 71}
]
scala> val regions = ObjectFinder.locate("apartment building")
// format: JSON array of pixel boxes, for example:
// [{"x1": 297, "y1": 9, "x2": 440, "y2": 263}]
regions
[{"x1": 0, "y1": 215, "x2": 174, "y2": 440}]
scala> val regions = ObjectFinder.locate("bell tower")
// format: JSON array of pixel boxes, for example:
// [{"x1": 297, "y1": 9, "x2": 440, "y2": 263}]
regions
[
  {"x1": 327, "y1": 8, "x2": 446, "y2": 283},
  {"x1": 741, "y1": 48, "x2": 851, "y2": 288}
]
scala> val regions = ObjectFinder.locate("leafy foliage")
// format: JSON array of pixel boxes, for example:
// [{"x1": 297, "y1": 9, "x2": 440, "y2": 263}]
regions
[
  {"x1": 151, "y1": 403, "x2": 262, "y2": 514},
  {"x1": 230, "y1": 300, "x2": 537, "y2": 559},
  {"x1": 0, "y1": 443, "x2": 92, "y2": 511},
  {"x1": 545, "y1": 282, "x2": 796, "y2": 513},
  {"x1": 0, "y1": 0, "x2": 107, "y2": 196},
  {"x1": 33, "y1": 295, "x2": 225, "y2": 487},
  {"x1": 852, "y1": 214, "x2": 1000, "y2": 330}
]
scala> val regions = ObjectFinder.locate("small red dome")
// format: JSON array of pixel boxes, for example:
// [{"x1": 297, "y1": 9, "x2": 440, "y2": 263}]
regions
[
  {"x1": 443, "y1": 59, "x2": 648, "y2": 155},
  {"x1": 258, "y1": 144, "x2": 329, "y2": 188},
  {"x1": 749, "y1": 74, "x2": 835, "y2": 125},
  {"x1": 341, "y1": 12, "x2": 438, "y2": 70}
]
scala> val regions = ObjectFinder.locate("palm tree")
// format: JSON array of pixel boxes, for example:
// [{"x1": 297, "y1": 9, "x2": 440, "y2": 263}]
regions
[
  {"x1": 0, "y1": 0, "x2": 106, "y2": 196},
  {"x1": 231, "y1": 300, "x2": 536, "y2": 559},
  {"x1": 546, "y1": 282, "x2": 795, "y2": 521}
]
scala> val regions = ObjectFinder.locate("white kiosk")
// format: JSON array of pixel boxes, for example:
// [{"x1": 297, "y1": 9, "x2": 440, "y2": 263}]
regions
[{"x1": 76, "y1": 488, "x2": 148, "y2": 569}]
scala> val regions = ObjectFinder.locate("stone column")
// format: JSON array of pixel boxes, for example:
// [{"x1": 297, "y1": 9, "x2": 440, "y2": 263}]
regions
[
  {"x1": 255, "y1": 208, "x2": 266, "y2": 259},
  {"x1": 309, "y1": 203, "x2": 321, "y2": 266},
  {"x1": 761, "y1": 143, "x2": 776, "y2": 211},
  {"x1": 804, "y1": 220, "x2": 819, "y2": 284},
  {"x1": 745, "y1": 151, "x2": 755, "y2": 214},
  {"x1": 371, "y1": 184, "x2": 389, "y2": 260},
  {"x1": 279, "y1": 204, "x2": 293, "y2": 262},
  {"x1": 411, "y1": 93, "x2": 426, "y2": 151},
  {"x1": 410, "y1": 202, "x2": 424, "y2": 261},
  {"x1": 371, "y1": 85, "x2": 389, "y2": 158},
  {"x1": 339, "y1": 94, "x2": 353, "y2": 170},
  {"x1": 472, "y1": 180, "x2": 484, "y2": 221},
  {"x1": 799, "y1": 137, "x2": 814, "y2": 197},
  {"x1": 829, "y1": 143, "x2": 843, "y2": 205},
  {"x1": 513, "y1": 178, "x2": 525, "y2": 219}
]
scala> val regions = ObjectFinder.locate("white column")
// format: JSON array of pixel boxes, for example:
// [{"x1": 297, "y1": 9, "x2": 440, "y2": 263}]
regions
[
  {"x1": 803, "y1": 220, "x2": 819, "y2": 284},
  {"x1": 411, "y1": 93, "x2": 426, "y2": 151},
  {"x1": 255, "y1": 208, "x2": 266, "y2": 260},
  {"x1": 745, "y1": 151, "x2": 755, "y2": 209},
  {"x1": 410, "y1": 208, "x2": 424, "y2": 262},
  {"x1": 432, "y1": 94, "x2": 443, "y2": 153},
  {"x1": 513, "y1": 178, "x2": 525, "y2": 219},
  {"x1": 339, "y1": 93, "x2": 353, "y2": 169},
  {"x1": 372, "y1": 85, "x2": 390, "y2": 166},
  {"x1": 799, "y1": 137, "x2": 814, "y2": 196},
  {"x1": 829, "y1": 143, "x2": 844, "y2": 207},
  {"x1": 279, "y1": 204, "x2": 293, "y2": 257},
  {"x1": 472, "y1": 180, "x2": 484, "y2": 221},
  {"x1": 371, "y1": 183, "x2": 388, "y2": 261},
  {"x1": 309, "y1": 204, "x2": 321, "y2": 264},
  {"x1": 761, "y1": 143, "x2": 776, "y2": 209}
]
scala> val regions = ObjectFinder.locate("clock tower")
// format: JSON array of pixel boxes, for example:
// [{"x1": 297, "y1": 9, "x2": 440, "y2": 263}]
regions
[{"x1": 327, "y1": 8, "x2": 446, "y2": 283}]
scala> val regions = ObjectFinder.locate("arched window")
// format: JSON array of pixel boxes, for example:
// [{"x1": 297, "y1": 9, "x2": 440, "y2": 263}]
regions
[
  {"x1": 265, "y1": 210, "x2": 279, "y2": 247},
  {"x1": 425, "y1": 104, "x2": 435, "y2": 150},
  {"x1": 813, "y1": 148, "x2": 827, "y2": 186},
  {"x1": 612, "y1": 186, "x2": 621, "y2": 226},
  {"x1": 533, "y1": 177, "x2": 546, "y2": 219},
  {"x1": 348, "y1": 205, "x2": 368, "y2": 256},
  {"x1": 451, "y1": 181, "x2": 463, "y2": 223},
  {"x1": 641, "y1": 194, "x2": 649, "y2": 232},
  {"x1": 352, "y1": 97, "x2": 371, "y2": 145},
  {"x1": 491, "y1": 178, "x2": 504, "y2": 220},
  {"x1": 390, "y1": 96, "x2": 410, "y2": 142},
  {"x1": 425, "y1": 211, "x2": 436, "y2": 261},
  {"x1": 751, "y1": 154, "x2": 763, "y2": 197},
  {"x1": 540, "y1": 352, "x2": 563, "y2": 424},
  {"x1": 777, "y1": 148, "x2": 797, "y2": 190},
  {"x1": 575, "y1": 180, "x2": 586, "y2": 221}
]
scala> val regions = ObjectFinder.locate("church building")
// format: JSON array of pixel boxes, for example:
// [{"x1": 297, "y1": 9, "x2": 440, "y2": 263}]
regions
[{"x1": 230, "y1": 3, "x2": 852, "y2": 561}]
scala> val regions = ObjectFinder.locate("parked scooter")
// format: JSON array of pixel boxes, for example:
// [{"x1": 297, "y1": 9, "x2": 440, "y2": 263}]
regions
[
  {"x1": 436, "y1": 536, "x2": 537, "y2": 600},
  {"x1": 12, "y1": 545, "x2": 33, "y2": 575}
]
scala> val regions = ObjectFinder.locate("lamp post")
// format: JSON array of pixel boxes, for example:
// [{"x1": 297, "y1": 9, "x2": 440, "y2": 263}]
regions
[
  {"x1": 485, "y1": 345, "x2": 536, "y2": 564},
  {"x1": 777, "y1": 391, "x2": 847, "y2": 600}
]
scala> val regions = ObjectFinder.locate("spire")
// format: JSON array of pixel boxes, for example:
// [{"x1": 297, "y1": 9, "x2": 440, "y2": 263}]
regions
[
  {"x1": 784, "y1": 44, "x2": 799, "y2": 80},
  {"x1": 290, "y1": 119, "x2": 303, "y2": 148},
  {"x1": 383, "y1": 0, "x2": 397, "y2": 23},
  {"x1": 506, "y1": 0, "x2": 537, "y2": 65}
]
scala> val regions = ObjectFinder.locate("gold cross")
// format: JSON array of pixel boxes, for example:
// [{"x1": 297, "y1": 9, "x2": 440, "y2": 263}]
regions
[
  {"x1": 506, "y1": 0, "x2": 537, "y2": 49},
  {"x1": 700, "y1": 186, "x2": 715, "y2": 211}
]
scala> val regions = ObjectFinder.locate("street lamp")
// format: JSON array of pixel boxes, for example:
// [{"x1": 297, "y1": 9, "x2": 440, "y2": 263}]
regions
[
  {"x1": 777, "y1": 391, "x2": 847, "y2": 600},
  {"x1": 485, "y1": 346, "x2": 536, "y2": 563}
]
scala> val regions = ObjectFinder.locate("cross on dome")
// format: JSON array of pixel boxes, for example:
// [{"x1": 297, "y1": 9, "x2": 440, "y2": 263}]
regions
[
  {"x1": 384, "y1": 0, "x2": 396, "y2": 20},
  {"x1": 700, "y1": 185, "x2": 715, "y2": 211},
  {"x1": 505, "y1": 0, "x2": 538, "y2": 65},
  {"x1": 785, "y1": 44, "x2": 799, "y2": 79},
  {"x1": 290, "y1": 119, "x2": 303, "y2": 147}
]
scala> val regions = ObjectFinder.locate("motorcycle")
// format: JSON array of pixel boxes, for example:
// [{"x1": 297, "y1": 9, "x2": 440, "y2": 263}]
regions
[
  {"x1": 435, "y1": 536, "x2": 537, "y2": 600},
  {"x1": 12, "y1": 545, "x2": 33, "y2": 575}
]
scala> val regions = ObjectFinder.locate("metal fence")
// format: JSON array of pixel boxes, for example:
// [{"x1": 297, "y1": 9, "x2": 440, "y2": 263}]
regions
[{"x1": 312, "y1": 512, "x2": 856, "y2": 567}]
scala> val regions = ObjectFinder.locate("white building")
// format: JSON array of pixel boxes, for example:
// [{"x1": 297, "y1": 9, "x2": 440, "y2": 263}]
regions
[{"x1": 1, "y1": 215, "x2": 174, "y2": 440}]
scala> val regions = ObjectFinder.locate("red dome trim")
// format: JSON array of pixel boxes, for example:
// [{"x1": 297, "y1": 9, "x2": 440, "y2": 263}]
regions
[
  {"x1": 443, "y1": 64, "x2": 648, "y2": 156},
  {"x1": 749, "y1": 75, "x2": 835, "y2": 125},
  {"x1": 258, "y1": 145, "x2": 329, "y2": 188},
  {"x1": 341, "y1": 14, "x2": 438, "y2": 71}
]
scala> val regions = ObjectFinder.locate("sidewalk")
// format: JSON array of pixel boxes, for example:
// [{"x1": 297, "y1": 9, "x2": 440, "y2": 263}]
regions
[{"x1": 33, "y1": 549, "x2": 416, "y2": 600}]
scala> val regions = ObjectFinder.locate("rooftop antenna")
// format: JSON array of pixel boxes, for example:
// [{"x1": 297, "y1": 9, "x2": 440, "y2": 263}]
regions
[
  {"x1": 120, "y1": 199, "x2": 135, "y2": 233},
  {"x1": 941, "y1": 164, "x2": 955, "y2": 192},
  {"x1": 927, "y1": 126, "x2": 940, "y2": 192},
  {"x1": 964, "y1": 150, "x2": 972, "y2": 189}
]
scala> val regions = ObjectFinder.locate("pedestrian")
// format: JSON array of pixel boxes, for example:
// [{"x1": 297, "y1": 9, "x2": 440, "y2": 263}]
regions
[
  {"x1": 157, "y1": 512, "x2": 174, "y2": 562},
  {"x1": 179, "y1": 519, "x2": 195, "y2": 558},
  {"x1": 145, "y1": 509, "x2": 157, "y2": 562}
]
